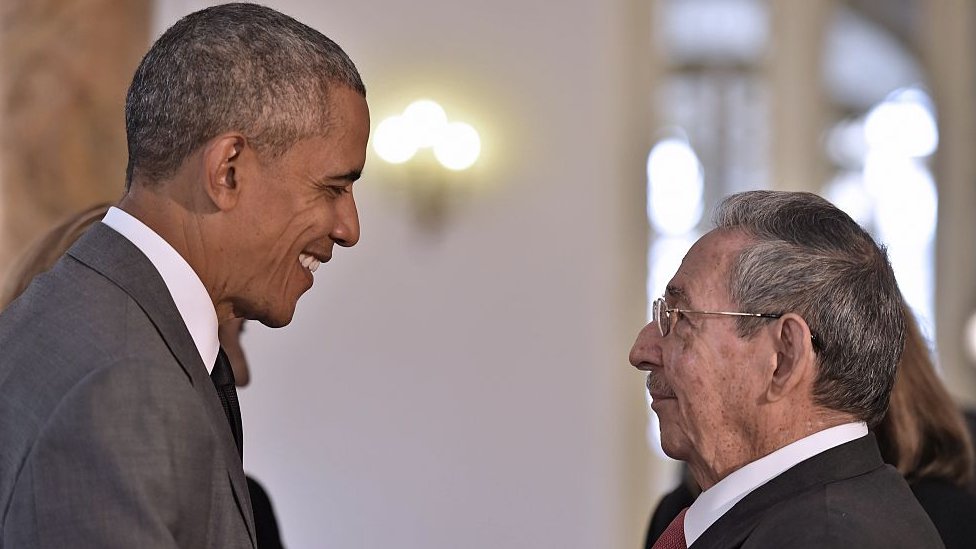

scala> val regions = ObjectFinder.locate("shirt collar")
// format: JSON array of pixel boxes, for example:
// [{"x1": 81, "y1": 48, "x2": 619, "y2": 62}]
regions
[
  {"x1": 685, "y1": 422, "x2": 869, "y2": 545},
  {"x1": 101, "y1": 206, "x2": 220, "y2": 373}
]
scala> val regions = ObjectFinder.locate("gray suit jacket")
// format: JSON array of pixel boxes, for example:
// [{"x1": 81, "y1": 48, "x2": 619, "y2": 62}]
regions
[{"x1": 0, "y1": 223, "x2": 256, "y2": 548}]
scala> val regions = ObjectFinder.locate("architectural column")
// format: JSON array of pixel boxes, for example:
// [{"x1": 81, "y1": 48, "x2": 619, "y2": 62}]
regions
[
  {"x1": 0, "y1": 0, "x2": 149, "y2": 278},
  {"x1": 766, "y1": 0, "x2": 834, "y2": 192},
  {"x1": 924, "y1": 1, "x2": 976, "y2": 405}
]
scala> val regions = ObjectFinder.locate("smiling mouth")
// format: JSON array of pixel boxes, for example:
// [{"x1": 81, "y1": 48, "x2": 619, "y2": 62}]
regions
[{"x1": 298, "y1": 252, "x2": 330, "y2": 273}]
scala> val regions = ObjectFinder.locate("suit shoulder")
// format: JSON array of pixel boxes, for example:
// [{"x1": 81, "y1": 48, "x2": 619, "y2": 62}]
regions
[
  {"x1": 0, "y1": 254, "x2": 134, "y2": 356},
  {"x1": 745, "y1": 466, "x2": 944, "y2": 549}
]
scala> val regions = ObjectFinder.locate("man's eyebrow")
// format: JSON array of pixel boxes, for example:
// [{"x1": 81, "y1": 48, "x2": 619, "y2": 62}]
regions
[
  {"x1": 326, "y1": 170, "x2": 362, "y2": 183},
  {"x1": 665, "y1": 284, "x2": 691, "y2": 307}
]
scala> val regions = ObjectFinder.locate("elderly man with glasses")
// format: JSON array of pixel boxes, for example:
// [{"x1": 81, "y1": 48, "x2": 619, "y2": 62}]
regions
[{"x1": 631, "y1": 191, "x2": 944, "y2": 549}]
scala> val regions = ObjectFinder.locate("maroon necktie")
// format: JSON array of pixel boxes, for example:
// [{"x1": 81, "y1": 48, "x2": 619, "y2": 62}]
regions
[{"x1": 652, "y1": 507, "x2": 688, "y2": 549}]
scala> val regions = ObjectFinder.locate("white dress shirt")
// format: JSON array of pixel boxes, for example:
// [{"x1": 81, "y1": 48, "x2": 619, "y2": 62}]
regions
[
  {"x1": 685, "y1": 422, "x2": 869, "y2": 545},
  {"x1": 101, "y1": 207, "x2": 219, "y2": 373}
]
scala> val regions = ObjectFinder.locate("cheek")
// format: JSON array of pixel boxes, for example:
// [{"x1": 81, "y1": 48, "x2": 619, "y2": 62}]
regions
[
  {"x1": 272, "y1": 209, "x2": 320, "y2": 250},
  {"x1": 292, "y1": 201, "x2": 334, "y2": 233},
  {"x1": 668, "y1": 342, "x2": 737, "y2": 430},
  {"x1": 665, "y1": 336, "x2": 712, "y2": 396},
  {"x1": 674, "y1": 373, "x2": 717, "y2": 429}
]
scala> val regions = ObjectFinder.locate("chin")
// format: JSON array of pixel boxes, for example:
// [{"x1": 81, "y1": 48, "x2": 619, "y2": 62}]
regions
[
  {"x1": 659, "y1": 426, "x2": 693, "y2": 462},
  {"x1": 660, "y1": 441, "x2": 690, "y2": 462},
  {"x1": 260, "y1": 308, "x2": 296, "y2": 329},
  {"x1": 244, "y1": 301, "x2": 297, "y2": 329}
]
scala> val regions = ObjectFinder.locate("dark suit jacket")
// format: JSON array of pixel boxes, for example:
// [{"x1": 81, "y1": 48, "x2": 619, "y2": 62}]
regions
[
  {"x1": 648, "y1": 444, "x2": 976, "y2": 549},
  {"x1": 688, "y1": 434, "x2": 943, "y2": 548},
  {"x1": 0, "y1": 223, "x2": 256, "y2": 548},
  {"x1": 247, "y1": 475, "x2": 285, "y2": 549},
  {"x1": 911, "y1": 477, "x2": 976, "y2": 549}
]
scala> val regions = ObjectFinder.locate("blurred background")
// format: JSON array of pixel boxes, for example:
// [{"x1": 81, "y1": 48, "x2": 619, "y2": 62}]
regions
[{"x1": 1, "y1": 0, "x2": 974, "y2": 547}]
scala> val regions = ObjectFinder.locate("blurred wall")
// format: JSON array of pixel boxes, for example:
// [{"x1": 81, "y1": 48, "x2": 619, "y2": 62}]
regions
[
  {"x1": 154, "y1": 0, "x2": 660, "y2": 548},
  {"x1": 0, "y1": 0, "x2": 149, "y2": 279}
]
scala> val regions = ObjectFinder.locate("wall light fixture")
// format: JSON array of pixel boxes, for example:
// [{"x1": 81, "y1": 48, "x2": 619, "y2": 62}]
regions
[
  {"x1": 372, "y1": 99, "x2": 482, "y2": 230},
  {"x1": 374, "y1": 99, "x2": 481, "y2": 171}
]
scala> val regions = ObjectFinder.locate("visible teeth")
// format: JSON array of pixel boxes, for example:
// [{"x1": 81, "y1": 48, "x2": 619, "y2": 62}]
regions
[{"x1": 299, "y1": 253, "x2": 322, "y2": 274}]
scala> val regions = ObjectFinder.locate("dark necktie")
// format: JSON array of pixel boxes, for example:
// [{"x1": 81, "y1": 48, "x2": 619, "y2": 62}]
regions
[
  {"x1": 211, "y1": 347, "x2": 243, "y2": 460},
  {"x1": 652, "y1": 507, "x2": 688, "y2": 549}
]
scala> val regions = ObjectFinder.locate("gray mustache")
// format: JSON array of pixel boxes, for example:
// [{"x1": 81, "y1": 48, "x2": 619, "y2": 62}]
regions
[{"x1": 646, "y1": 372, "x2": 675, "y2": 397}]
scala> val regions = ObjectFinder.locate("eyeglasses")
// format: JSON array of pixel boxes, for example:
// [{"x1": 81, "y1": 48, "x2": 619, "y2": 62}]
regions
[{"x1": 651, "y1": 297, "x2": 781, "y2": 338}]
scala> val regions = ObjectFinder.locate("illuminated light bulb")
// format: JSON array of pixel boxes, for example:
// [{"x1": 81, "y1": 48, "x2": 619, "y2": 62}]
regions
[
  {"x1": 863, "y1": 153, "x2": 938, "y2": 246},
  {"x1": 864, "y1": 90, "x2": 939, "y2": 158},
  {"x1": 823, "y1": 171, "x2": 873, "y2": 227},
  {"x1": 402, "y1": 99, "x2": 449, "y2": 148},
  {"x1": 373, "y1": 115, "x2": 418, "y2": 164},
  {"x1": 649, "y1": 235, "x2": 696, "y2": 318},
  {"x1": 433, "y1": 121, "x2": 481, "y2": 171},
  {"x1": 646, "y1": 137, "x2": 704, "y2": 236}
]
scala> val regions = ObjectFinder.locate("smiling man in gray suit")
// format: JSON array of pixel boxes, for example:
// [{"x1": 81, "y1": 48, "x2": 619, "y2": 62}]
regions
[{"x1": 0, "y1": 4, "x2": 368, "y2": 547}]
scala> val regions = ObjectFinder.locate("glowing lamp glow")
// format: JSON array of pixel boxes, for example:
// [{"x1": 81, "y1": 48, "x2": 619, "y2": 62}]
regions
[
  {"x1": 373, "y1": 116, "x2": 419, "y2": 164},
  {"x1": 402, "y1": 100, "x2": 449, "y2": 148},
  {"x1": 864, "y1": 89, "x2": 938, "y2": 158},
  {"x1": 374, "y1": 99, "x2": 481, "y2": 171},
  {"x1": 433, "y1": 122, "x2": 481, "y2": 171},
  {"x1": 863, "y1": 153, "x2": 938, "y2": 247},
  {"x1": 823, "y1": 171, "x2": 873, "y2": 227},
  {"x1": 646, "y1": 137, "x2": 704, "y2": 236}
]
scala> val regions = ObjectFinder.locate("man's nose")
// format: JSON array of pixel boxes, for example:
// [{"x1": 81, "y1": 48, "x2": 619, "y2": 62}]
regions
[
  {"x1": 629, "y1": 321, "x2": 662, "y2": 371},
  {"x1": 332, "y1": 193, "x2": 360, "y2": 247}
]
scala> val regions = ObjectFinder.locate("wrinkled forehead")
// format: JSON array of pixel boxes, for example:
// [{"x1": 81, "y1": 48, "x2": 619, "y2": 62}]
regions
[{"x1": 666, "y1": 229, "x2": 753, "y2": 309}]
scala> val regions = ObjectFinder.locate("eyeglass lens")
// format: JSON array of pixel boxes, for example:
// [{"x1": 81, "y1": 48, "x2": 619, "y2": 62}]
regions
[{"x1": 653, "y1": 298, "x2": 670, "y2": 337}]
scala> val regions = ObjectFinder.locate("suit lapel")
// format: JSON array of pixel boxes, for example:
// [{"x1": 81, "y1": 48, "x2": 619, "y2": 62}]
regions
[
  {"x1": 691, "y1": 434, "x2": 885, "y2": 548},
  {"x1": 68, "y1": 223, "x2": 257, "y2": 548}
]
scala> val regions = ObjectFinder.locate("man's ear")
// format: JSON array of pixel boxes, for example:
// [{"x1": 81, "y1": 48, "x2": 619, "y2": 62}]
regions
[
  {"x1": 767, "y1": 313, "x2": 816, "y2": 402},
  {"x1": 203, "y1": 134, "x2": 247, "y2": 211}
]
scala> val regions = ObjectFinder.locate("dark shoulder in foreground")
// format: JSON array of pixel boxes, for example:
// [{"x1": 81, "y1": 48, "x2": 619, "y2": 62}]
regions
[{"x1": 911, "y1": 477, "x2": 976, "y2": 549}]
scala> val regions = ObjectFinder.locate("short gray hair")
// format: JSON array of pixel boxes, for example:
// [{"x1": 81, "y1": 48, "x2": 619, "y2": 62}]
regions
[
  {"x1": 714, "y1": 190, "x2": 904, "y2": 427},
  {"x1": 124, "y1": 2, "x2": 365, "y2": 188}
]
